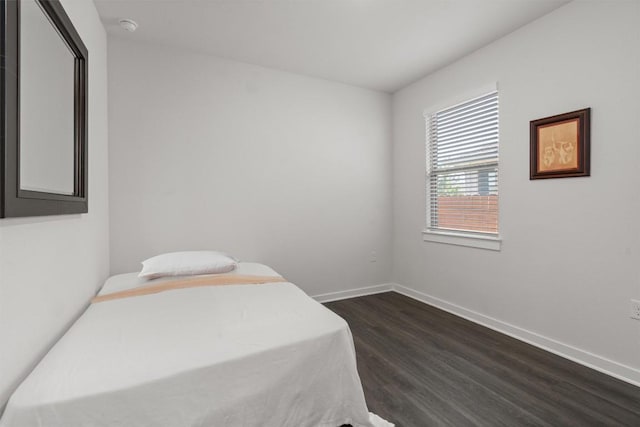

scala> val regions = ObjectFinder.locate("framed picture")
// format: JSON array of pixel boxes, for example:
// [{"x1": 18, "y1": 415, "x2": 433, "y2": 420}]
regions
[{"x1": 530, "y1": 108, "x2": 590, "y2": 180}]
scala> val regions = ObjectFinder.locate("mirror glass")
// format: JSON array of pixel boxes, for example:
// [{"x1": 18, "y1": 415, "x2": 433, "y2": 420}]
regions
[{"x1": 19, "y1": 0, "x2": 75, "y2": 195}]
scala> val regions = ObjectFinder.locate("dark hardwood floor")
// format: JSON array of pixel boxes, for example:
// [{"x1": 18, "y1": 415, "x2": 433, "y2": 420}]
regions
[{"x1": 325, "y1": 292, "x2": 640, "y2": 427}]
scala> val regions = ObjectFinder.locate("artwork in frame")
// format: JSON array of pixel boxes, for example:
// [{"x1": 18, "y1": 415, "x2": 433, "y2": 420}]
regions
[{"x1": 530, "y1": 108, "x2": 590, "y2": 180}]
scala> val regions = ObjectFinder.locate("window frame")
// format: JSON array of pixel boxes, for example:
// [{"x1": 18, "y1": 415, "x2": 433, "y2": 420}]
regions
[{"x1": 422, "y1": 84, "x2": 501, "y2": 251}]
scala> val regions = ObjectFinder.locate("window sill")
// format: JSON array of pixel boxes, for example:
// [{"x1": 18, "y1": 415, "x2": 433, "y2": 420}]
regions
[{"x1": 422, "y1": 230, "x2": 501, "y2": 251}]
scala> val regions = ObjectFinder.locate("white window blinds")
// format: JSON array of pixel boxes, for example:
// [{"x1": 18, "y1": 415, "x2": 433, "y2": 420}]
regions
[{"x1": 426, "y1": 91, "x2": 499, "y2": 235}]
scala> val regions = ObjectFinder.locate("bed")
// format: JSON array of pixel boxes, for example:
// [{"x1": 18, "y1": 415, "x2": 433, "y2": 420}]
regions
[{"x1": 0, "y1": 262, "x2": 390, "y2": 427}]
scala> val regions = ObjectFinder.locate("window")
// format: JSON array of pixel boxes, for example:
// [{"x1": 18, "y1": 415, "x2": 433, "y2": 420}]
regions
[{"x1": 425, "y1": 90, "x2": 499, "y2": 246}]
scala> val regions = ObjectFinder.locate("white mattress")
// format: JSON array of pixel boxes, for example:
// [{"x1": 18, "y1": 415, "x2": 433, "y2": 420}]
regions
[{"x1": 0, "y1": 263, "x2": 376, "y2": 427}]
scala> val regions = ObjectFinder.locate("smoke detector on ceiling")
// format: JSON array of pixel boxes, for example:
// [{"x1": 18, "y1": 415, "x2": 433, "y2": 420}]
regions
[{"x1": 119, "y1": 19, "x2": 138, "y2": 32}]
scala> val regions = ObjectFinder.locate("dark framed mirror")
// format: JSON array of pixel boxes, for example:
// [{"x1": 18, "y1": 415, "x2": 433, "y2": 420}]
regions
[{"x1": 1, "y1": 0, "x2": 88, "y2": 218}]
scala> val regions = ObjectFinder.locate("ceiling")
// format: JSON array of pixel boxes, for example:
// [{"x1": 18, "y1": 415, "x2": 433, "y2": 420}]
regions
[{"x1": 94, "y1": 0, "x2": 569, "y2": 93}]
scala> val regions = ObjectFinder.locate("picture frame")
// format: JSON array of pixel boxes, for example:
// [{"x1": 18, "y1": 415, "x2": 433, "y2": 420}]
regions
[
  {"x1": 530, "y1": 108, "x2": 590, "y2": 180},
  {"x1": 1, "y1": 0, "x2": 88, "y2": 218}
]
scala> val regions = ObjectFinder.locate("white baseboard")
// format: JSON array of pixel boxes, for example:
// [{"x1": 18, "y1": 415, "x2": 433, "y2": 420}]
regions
[
  {"x1": 312, "y1": 283, "x2": 394, "y2": 303},
  {"x1": 392, "y1": 283, "x2": 640, "y2": 388}
]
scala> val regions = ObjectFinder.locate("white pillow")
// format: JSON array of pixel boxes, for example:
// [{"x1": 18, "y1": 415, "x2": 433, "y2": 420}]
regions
[{"x1": 139, "y1": 251, "x2": 238, "y2": 279}]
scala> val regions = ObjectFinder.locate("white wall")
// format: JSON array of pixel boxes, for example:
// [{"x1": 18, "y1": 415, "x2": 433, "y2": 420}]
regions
[
  {"x1": 0, "y1": 0, "x2": 110, "y2": 408},
  {"x1": 392, "y1": 0, "x2": 640, "y2": 384},
  {"x1": 108, "y1": 39, "x2": 392, "y2": 297}
]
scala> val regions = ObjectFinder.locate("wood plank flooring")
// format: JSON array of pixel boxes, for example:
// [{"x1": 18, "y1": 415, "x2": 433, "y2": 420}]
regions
[{"x1": 325, "y1": 292, "x2": 640, "y2": 427}]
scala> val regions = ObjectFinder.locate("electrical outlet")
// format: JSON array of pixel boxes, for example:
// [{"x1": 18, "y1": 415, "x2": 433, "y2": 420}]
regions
[
  {"x1": 631, "y1": 300, "x2": 640, "y2": 320},
  {"x1": 370, "y1": 251, "x2": 377, "y2": 263}
]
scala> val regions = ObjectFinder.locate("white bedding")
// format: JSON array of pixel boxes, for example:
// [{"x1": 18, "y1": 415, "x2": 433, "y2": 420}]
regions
[{"x1": 0, "y1": 263, "x2": 380, "y2": 427}]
